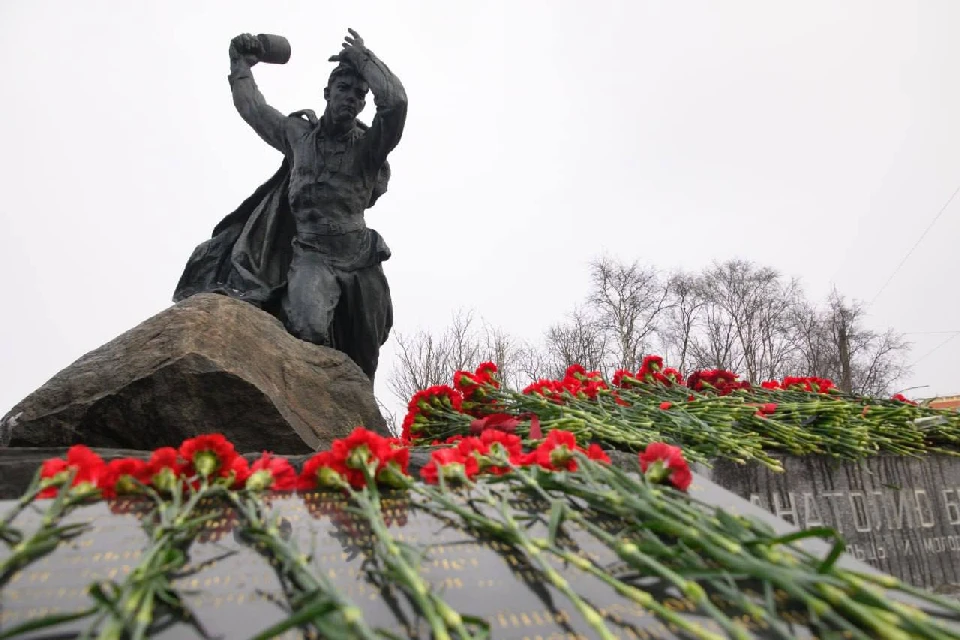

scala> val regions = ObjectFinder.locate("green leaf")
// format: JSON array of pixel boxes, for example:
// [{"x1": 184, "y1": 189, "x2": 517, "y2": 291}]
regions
[
  {"x1": 547, "y1": 500, "x2": 564, "y2": 547},
  {"x1": 0, "y1": 606, "x2": 97, "y2": 639}
]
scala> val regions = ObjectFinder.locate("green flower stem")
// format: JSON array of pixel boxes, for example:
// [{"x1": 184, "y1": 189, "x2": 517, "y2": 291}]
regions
[
  {"x1": 0, "y1": 470, "x2": 92, "y2": 588},
  {"x1": 554, "y1": 457, "x2": 960, "y2": 639},
  {"x1": 348, "y1": 472, "x2": 487, "y2": 640},
  {"x1": 502, "y1": 466, "x2": 747, "y2": 640},
  {"x1": 90, "y1": 479, "x2": 221, "y2": 640},
  {"x1": 226, "y1": 491, "x2": 382, "y2": 640},
  {"x1": 413, "y1": 481, "x2": 618, "y2": 640}
]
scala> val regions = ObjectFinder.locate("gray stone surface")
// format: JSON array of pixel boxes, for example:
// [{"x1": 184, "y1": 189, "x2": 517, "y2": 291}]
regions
[
  {"x1": 4, "y1": 471, "x2": 956, "y2": 638},
  {"x1": 0, "y1": 293, "x2": 387, "y2": 454},
  {"x1": 703, "y1": 453, "x2": 960, "y2": 593}
]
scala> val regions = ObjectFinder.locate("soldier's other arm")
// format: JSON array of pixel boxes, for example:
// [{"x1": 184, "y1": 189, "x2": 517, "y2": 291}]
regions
[
  {"x1": 228, "y1": 33, "x2": 298, "y2": 154},
  {"x1": 331, "y1": 29, "x2": 408, "y2": 170}
]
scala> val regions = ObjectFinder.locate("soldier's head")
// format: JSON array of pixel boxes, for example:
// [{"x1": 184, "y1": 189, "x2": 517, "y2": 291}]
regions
[{"x1": 323, "y1": 64, "x2": 368, "y2": 127}]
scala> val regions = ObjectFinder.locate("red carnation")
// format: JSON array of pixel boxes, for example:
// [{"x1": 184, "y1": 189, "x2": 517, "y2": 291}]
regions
[
  {"x1": 146, "y1": 447, "x2": 183, "y2": 493},
  {"x1": 475, "y1": 362, "x2": 500, "y2": 388},
  {"x1": 38, "y1": 445, "x2": 106, "y2": 498},
  {"x1": 564, "y1": 364, "x2": 588, "y2": 380},
  {"x1": 891, "y1": 393, "x2": 918, "y2": 406},
  {"x1": 227, "y1": 456, "x2": 251, "y2": 488},
  {"x1": 246, "y1": 452, "x2": 297, "y2": 491},
  {"x1": 331, "y1": 427, "x2": 394, "y2": 489},
  {"x1": 402, "y1": 384, "x2": 464, "y2": 443},
  {"x1": 585, "y1": 443, "x2": 611, "y2": 464},
  {"x1": 420, "y1": 448, "x2": 479, "y2": 484},
  {"x1": 639, "y1": 355, "x2": 664, "y2": 378},
  {"x1": 99, "y1": 458, "x2": 152, "y2": 498},
  {"x1": 638, "y1": 442, "x2": 692, "y2": 492},
  {"x1": 376, "y1": 438, "x2": 411, "y2": 488},
  {"x1": 480, "y1": 429, "x2": 523, "y2": 459},
  {"x1": 612, "y1": 369, "x2": 636, "y2": 388},
  {"x1": 529, "y1": 430, "x2": 580, "y2": 472},
  {"x1": 659, "y1": 401, "x2": 673, "y2": 410},
  {"x1": 179, "y1": 434, "x2": 239, "y2": 479},
  {"x1": 299, "y1": 451, "x2": 350, "y2": 490}
]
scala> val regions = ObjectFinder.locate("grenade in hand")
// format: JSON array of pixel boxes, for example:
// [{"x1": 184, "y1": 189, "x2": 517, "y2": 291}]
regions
[{"x1": 256, "y1": 34, "x2": 291, "y2": 64}]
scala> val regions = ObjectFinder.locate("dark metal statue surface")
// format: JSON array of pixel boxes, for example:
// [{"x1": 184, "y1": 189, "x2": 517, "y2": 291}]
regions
[{"x1": 173, "y1": 29, "x2": 407, "y2": 382}]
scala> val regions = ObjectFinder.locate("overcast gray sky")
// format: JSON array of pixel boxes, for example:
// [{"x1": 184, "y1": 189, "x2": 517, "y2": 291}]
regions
[{"x1": 2, "y1": 1, "x2": 958, "y2": 424}]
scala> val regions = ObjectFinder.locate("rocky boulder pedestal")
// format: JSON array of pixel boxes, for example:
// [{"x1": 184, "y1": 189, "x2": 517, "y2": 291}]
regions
[{"x1": 0, "y1": 294, "x2": 388, "y2": 454}]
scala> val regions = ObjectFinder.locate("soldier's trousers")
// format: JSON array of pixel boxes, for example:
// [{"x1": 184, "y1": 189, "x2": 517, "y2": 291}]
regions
[{"x1": 281, "y1": 243, "x2": 393, "y2": 382}]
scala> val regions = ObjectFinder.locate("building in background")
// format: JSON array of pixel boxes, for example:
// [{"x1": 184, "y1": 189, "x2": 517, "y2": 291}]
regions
[{"x1": 926, "y1": 395, "x2": 960, "y2": 411}]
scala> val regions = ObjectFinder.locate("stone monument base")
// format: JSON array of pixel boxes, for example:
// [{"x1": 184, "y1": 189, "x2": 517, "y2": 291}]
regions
[{"x1": 0, "y1": 294, "x2": 388, "y2": 454}]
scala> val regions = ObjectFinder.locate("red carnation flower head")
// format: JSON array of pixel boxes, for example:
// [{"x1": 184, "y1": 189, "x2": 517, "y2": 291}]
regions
[
  {"x1": 640, "y1": 355, "x2": 664, "y2": 377},
  {"x1": 638, "y1": 442, "x2": 692, "y2": 492},
  {"x1": 38, "y1": 445, "x2": 106, "y2": 498},
  {"x1": 37, "y1": 444, "x2": 106, "y2": 498},
  {"x1": 330, "y1": 427, "x2": 393, "y2": 489},
  {"x1": 420, "y1": 448, "x2": 479, "y2": 485},
  {"x1": 225, "y1": 456, "x2": 250, "y2": 489},
  {"x1": 38, "y1": 458, "x2": 70, "y2": 499},
  {"x1": 582, "y1": 379, "x2": 609, "y2": 399},
  {"x1": 475, "y1": 362, "x2": 500, "y2": 388},
  {"x1": 612, "y1": 369, "x2": 637, "y2": 389},
  {"x1": 376, "y1": 439, "x2": 412, "y2": 489},
  {"x1": 564, "y1": 364, "x2": 588, "y2": 380},
  {"x1": 99, "y1": 458, "x2": 152, "y2": 499},
  {"x1": 656, "y1": 368, "x2": 685, "y2": 387},
  {"x1": 147, "y1": 447, "x2": 183, "y2": 493},
  {"x1": 246, "y1": 452, "x2": 298, "y2": 492},
  {"x1": 409, "y1": 384, "x2": 463, "y2": 414},
  {"x1": 299, "y1": 451, "x2": 349, "y2": 490},
  {"x1": 522, "y1": 379, "x2": 567, "y2": 403},
  {"x1": 400, "y1": 412, "x2": 417, "y2": 444},
  {"x1": 585, "y1": 443, "x2": 611, "y2": 465},
  {"x1": 476, "y1": 361, "x2": 498, "y2": 377},
  {"x1": 179, "y1": 434, "x2": 239, "y2": 479},
  {"x1": 816, "y1": 377, "x2": 837, "y2": 393},
  {"x1": 659, "y1": 401, "x2": 673, "y2": 411},
  {"x1": 891, "y1": 393, "x2": 918, "y2": 406},
  {"x1": 403, "y1": 384, "x2": 465, "y2": 444},
  {"x1": 453, "y1": 370, "x2": 481, "y2": 394},
  {"x1": 760, "y1": 380, "x2": 782, "y2": 390},
  {"x1": 480, "y1": 429, "x2": 523, "y2": 460},
  {"x1": 686, "y1": 370, "x2": 705, "y2": 391},
  {"x1": 757, "y1": 403, "x2": 778, "y2": 416},
  {"x1": 532, "y1": 430, "x2": 580, "y2": 472}
]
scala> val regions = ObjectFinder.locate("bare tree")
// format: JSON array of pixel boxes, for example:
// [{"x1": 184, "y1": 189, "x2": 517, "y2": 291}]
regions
[
  {"x1": 793, "y1": 291, "x2": 911, "y2": 396},
  {"x1": 387, "y1": 309, "x2": 529, "y2": 402},
  {"x1": 688, "y1": 300, "x2": 741, "y2": 372},
  {"x1": 693, "y1": 260, "x2": 800, "y2": 381},
  {"x1": 386, "y1": 259, "x2": 912, "y2": 403},
  {"x1": 588, "y1": 255, "x2": 673, "y2": 371},
  {"x1": 543, "y1": 305, "x2": 609, "y2": 375},
  {"x1": 387, "y1": 329, "x2": 456, "y2": 404},
  {"x1": 658, "y1": 272, "x2": 706, "y2": 372},
  {"x1": 512, "y1": 339, "x2": 563, "y2": 383}
]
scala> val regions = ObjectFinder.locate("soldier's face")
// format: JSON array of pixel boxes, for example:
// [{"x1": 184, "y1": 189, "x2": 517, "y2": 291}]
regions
[{"x1": 324, "y1": 74, "x2": 367, "y2": 125}]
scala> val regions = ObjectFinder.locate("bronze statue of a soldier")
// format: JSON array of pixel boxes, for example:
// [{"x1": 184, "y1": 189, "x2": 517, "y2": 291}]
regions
[{"x1": 174, "y1": 29, "x2": 407, "y2": 383}]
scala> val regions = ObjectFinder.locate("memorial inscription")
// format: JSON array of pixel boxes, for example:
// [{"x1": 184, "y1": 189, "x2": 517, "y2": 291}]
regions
[{"x1": 705, "y1": 453, "x2": 960, "y2": 591}]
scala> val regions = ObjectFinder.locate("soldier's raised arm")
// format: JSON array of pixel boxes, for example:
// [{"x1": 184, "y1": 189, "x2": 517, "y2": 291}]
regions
[
  {"x1": 228, "y1": 33, "x2": 300, "y2": 154},
  {"x1": 329, "y1": 29, "x2": 408, "y2": 171}
]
